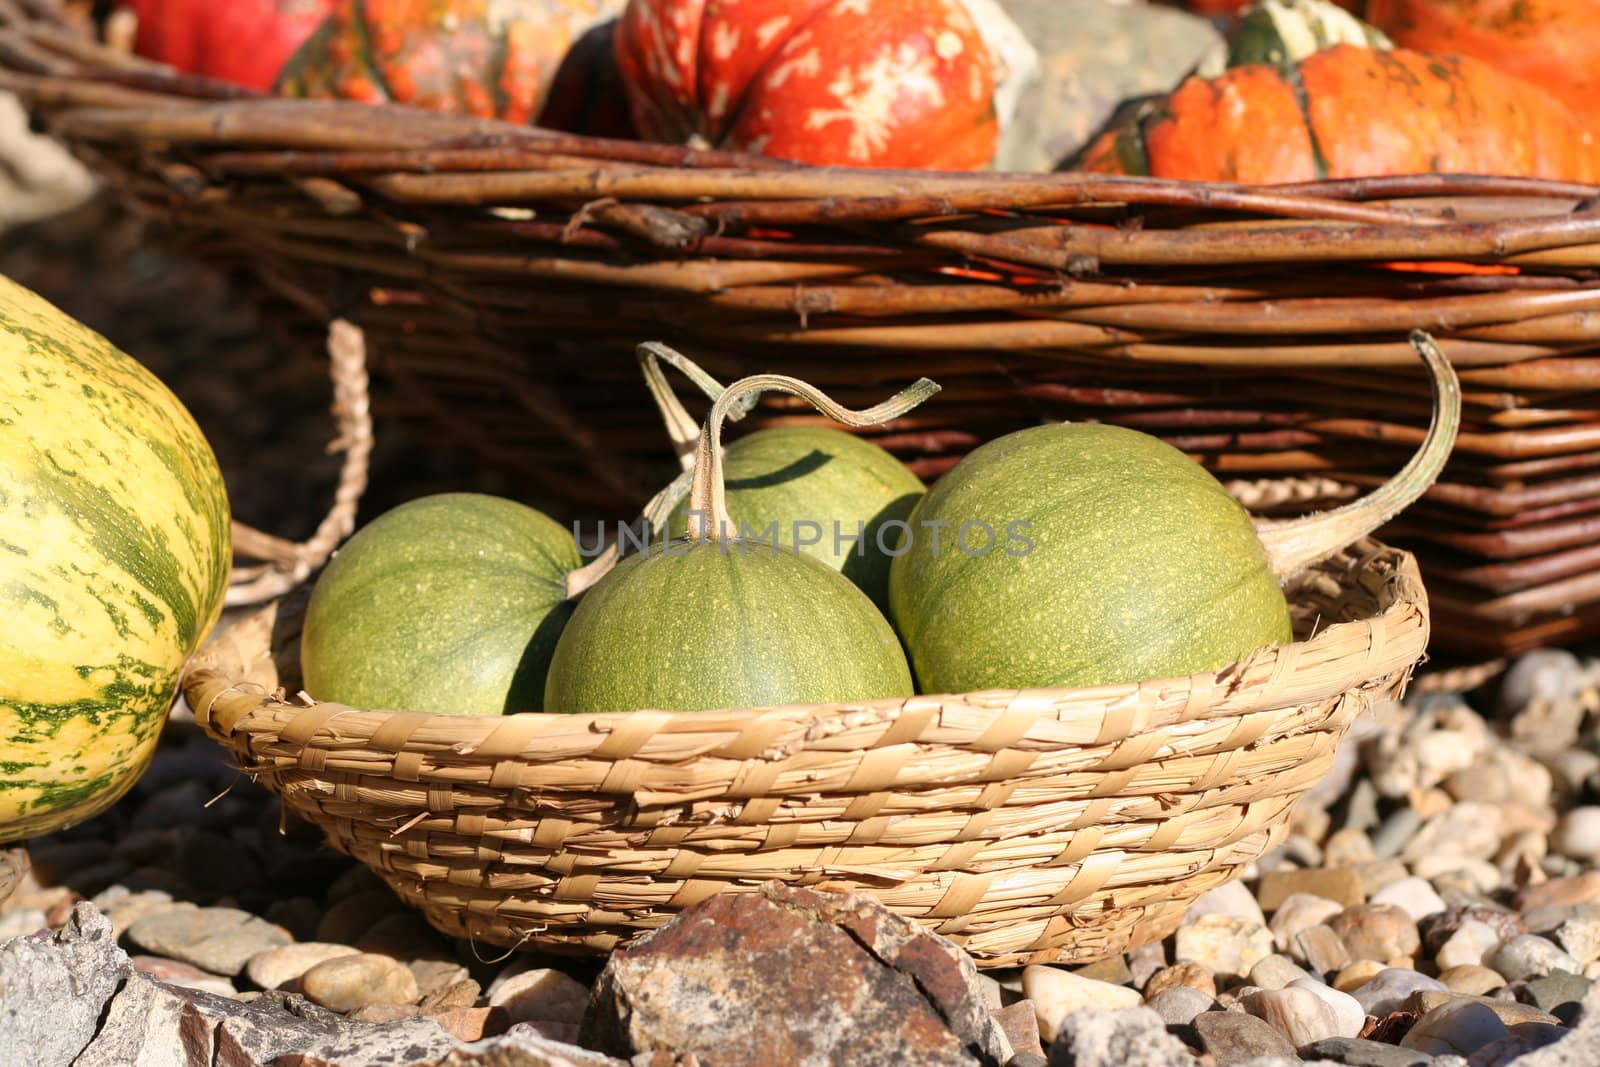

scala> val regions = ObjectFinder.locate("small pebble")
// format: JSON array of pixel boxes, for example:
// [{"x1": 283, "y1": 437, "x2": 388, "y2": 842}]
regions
[
  {"x1": 244, "y1": 942, "x2": 360, "y2": 992},
  {"x1": 410, "y1": 959, "x2": 472, "y2": 1000},
  {"x1": 1400, "y1": 1001, "x2": 1509, "y2": 1057},
  {"x1": 1435, "y1": 920, "x2": 1502, "y2": 971},
  {"x1": 1244, "y1": 986, "x2": 1343, "y2": 1046},
  {"x1": 1486, "y1": 934, "x2": 1579, "y2": 982},
  {"x1": 1371, "y1": 878, "x2": 1448, "y2": 923},
  {"x1": 1554, "y1": 916, "x2": 1600, "y2": 964},
  {"x1": 126, "y1": 907, "x2": 292, "y2": 977},
  {"x1": 1420, "y1": 907, "x2": 1526, "y2": 955},
  {"x1": 1371, "y1": 810, "x2": 1423, "y2": 860},
  {"x1": 1323, "y1": 830, "x2": 1376, "y2": 868},
  {"x1": 1353, "y1": 859, "x2": 1411, "y2": 899},
  {"x1": 1290, "y1": 978, "x2": 1365, "y2": 1038},
  {"x1": 1270, "y1": 893, "x2": 1345, "y2": 952},
  {"x1": 1294, "y1": 925, "x2": 1354, "y2": 975},
  {"x1": 1437, "y1": 965, "x2": 1506, "y2": 997},
  {"x1": 1146, "y1": 986, "x2": 1215, "y2": 1027},
  {"x1": 1192, "y1": 1011, "x2": 1296, "y2": 1066},
  {"x1": 1020, "y1": 966, "x2": 1141, "y2": 1041},
  {"x1": 992, "y1": 1002, "x2": 1044, "y2": 1061},
  {"x1": 1174, "y1": 915, "x2": 1273, "y2": 979},
  {"x1": 1500, "y1": 648, "x2": 1584, "y2": 710},
  {"x1": 1516, "y1": 873, "x2": 1600, "y2": 913},
  {"x1": 300, "y1": 953, "x2": 419, "y2": 1014},
  {"x1": 1333, "y1": 960, "x2": 1387, "y2": 993},
  {"x1": 1127, "y1": 941, "x2": 1167, "y2": 989},
  {"x1": 1301, "y1": 1036, "x2": 1435, "y2": 1067},
  {"x1": 1329, "y1": 904, "x2": 1421, "y2": 963},
  {"x1": 1248, "y1": 955, "x2": 1314, "y2": 991},
  {"x1": 1352, "y1": 968, "x2": 1447, "y2": 1018},
  {"x1": 418, "y1": 979, "x2": 481, "y2": 1014},
  {"x1": 1402, "y1": 804, "x2": 1503, "y2": 864},
  {"x1": 1185, "y1": 880, "x2": 1267, "y2": 927},
  {"x1": 131, "y1": 955, "x2": 237, "y2": 997},
  {"x1": 1071, "y1": 955, "x2": 1132, "y2": 986},
  {"x1": 1258, "y1": 868, "x2": 1364, "y2": 911},
  {"x1": 485, "y1": 967, "x2": 590, "y2": 1027},
  {"x1": 1519, "y1": 972, "x2": 1592, "y2": 1023},
  {"x1": 1551, "y1": 807, "x2": 1600, "y2": 862},
  {"x1": 426, "y1": 1006, "x2": 509, "y2": 1042},
  {"x1": 1143, "y1": 961, "x2": 1215, "y2": 999},
  {"x1": 1406, "y1": 990, "x2": 1561, "y2": 1027}
]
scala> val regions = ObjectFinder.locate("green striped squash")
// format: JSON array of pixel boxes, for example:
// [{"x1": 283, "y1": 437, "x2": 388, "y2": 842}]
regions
[{"x1": 0, "y1": 275, "x2": 231, "y2": 842}]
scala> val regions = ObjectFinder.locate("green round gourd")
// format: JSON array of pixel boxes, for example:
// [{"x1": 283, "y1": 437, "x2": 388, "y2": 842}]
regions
[
  {"x1": 543, "y1": 539, "x2": 913, "y2": 713},
  {"x1": 666, "y1": 426, "x2": 924, "y2": 608},
  {"x1": 889, "y1": 424, "x2": 1294, "y2": 693},
  {"x1": 889, "y1": 333, "x2": 1461, "y2": 694},
  {"x1": 301, "y1": 493, "x2": 581, "y2": 715}
]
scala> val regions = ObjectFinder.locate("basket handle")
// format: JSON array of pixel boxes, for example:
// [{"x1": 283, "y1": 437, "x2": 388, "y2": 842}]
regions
[{"x1": 226, "y1": 319, "x2": 372, "y2": 606}]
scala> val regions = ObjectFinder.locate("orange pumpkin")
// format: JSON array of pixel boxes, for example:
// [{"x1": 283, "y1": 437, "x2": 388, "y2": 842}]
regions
[
  {"x1": 1076, "y1": 44, "x2": 1600, "y2": 183},
  {"x1": 1364, "y1": 0, "x2": 1600, "y2": 127},
  {"x1": 277, "y1": 0, "x2": 622, "y2": 123},
  {"x1": 613, "y1": 0, "x2": 999, "y2": 169}
]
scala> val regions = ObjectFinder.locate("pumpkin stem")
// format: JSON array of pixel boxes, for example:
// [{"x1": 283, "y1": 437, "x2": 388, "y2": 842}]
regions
[
  {"x1": 563, "y1": 466, "x2": 694, "y2": 598},
  {"x1": 688, "y1": 374, "x2": 941, "y2": 541},
  {"x1": 638, "y1": 341, "x2": 757, "y2": 471},
  {"x1": 1256, "y1": 330, "x2": 1460, "y2": 580}
]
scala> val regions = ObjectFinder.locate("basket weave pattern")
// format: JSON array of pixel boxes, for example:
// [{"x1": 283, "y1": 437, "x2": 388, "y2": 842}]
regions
[{"x1": 183, "y1": 539, "x2": 1425, "y2": 966}]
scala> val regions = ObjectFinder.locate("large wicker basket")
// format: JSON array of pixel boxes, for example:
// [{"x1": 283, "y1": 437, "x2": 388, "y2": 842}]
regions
[
  {"x1": 2, "y1": 4, "x2": 1587, "y2": 656},
  {"x1": 181, "y1": 536, "x2": 1426, "y2": 967}
]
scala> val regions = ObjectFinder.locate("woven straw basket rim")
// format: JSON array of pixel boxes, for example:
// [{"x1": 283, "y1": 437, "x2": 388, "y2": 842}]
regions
[{"x1": 180, "y1": 538, "x2": 1427, "y2": 966}]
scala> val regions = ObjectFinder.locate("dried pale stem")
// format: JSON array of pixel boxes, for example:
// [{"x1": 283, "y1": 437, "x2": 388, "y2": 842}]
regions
[
  {"x1": 1256, "y1": 330, "x2": 1462, "y2": 579},
  {"x1": 687, "y1": 374, "x2": 941, "y2": 541},
  {"x1": 636, "y1": 341, "x2": 755, "y2": 471}
]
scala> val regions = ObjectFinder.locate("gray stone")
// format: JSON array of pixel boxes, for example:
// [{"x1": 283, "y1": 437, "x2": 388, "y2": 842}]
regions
[
  {"x1": 1303, "y1": 1036, "x2": 1437, "y2": 1066},
  {"x1": 1146, "y1": 986, "x2": 1215, "y2": 1026},
  {"x1": 1487, "y1": 936, "x2": 1580, "y2": 983},
  {"x1": 126, "y1": 907, "x2": 292, "y2": 977},
  {"x1": 1044, "y1": 1006, "x2": 1195, "y2": 1067},
  {"x1": 993, "y1": 0, "x2": 1221, "y2": 172},
  {"x1": 0, "y1": 903, "x2": 129, "y2": 1066},
  {"x1": 1521, "y1": 973, "x2": 1592, "y2": 1023},
  {"x1": 1372, "y1": 809, "x2": 1423, "y2": 859},
  {"x1": 1354, "y1": 969, "x2": 1448, "y2": 1018},
  {"x1": 1192, "y1": 1011, "x2": 1296, "y2": 1065},
  {"x1": 1401, "y1": 1000, "x2": 1509, "y2": 1057},
  {"x1": 1502, "y1": 649, "x2": 1586, "y2": 711},
  {"x1": 1467, "y1": 1024, "x2": 1574, "y2": 1067},
  {"x1": 582, "y1": 882, "x2": 1008, "y2": 1066}
]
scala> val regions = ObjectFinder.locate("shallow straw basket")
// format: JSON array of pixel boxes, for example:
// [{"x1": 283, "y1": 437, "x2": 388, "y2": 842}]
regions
[{"x1": 184, "y1": 537, "x2": 1428, "y2": 968}]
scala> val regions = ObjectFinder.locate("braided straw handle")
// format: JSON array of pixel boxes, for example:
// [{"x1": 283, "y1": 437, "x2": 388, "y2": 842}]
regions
[{"x1": 226, "y1": 319, "x2": 372, "y2": 606}]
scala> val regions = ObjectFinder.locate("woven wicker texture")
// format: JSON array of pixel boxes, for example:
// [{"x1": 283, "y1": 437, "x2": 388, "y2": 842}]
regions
[
  {"x1": 181, "y1": 538, "x2": 1425, "y2": 967},
  {"x1": 0, "y1": 5, "x2": 1575, "y2": 655}
]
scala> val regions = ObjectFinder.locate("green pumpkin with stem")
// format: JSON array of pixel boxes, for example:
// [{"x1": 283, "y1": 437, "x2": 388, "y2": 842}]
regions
[
  {"x1": 888, "y1": 331, "x2": 1460, "y2": 693},
  {"x1": 298, "y1": 473, "x2": 685, "y2": 716},
  {"x1": 543, "y1": 371, "x2": 937, "y2": 714},
  {"x1": 639, "y1": 343, "x2": 926, "y2": 610}
]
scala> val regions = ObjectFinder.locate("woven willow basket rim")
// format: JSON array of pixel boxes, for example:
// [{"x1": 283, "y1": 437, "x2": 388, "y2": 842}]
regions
[{"x1": 183, "y1": 538, "x2": 1427, "y2": 801}]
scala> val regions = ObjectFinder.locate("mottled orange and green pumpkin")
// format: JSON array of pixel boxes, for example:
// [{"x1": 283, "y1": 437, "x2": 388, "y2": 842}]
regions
[
  {"x1": 278, "y1": 0, "x2": 624, "y2": 123},
  {"x1": 1077, "y1": 43, "x2": 1600, "y2": 183},
  {"x1": 1364, "y1": 0, "x2": 1600, "y2": 128}
]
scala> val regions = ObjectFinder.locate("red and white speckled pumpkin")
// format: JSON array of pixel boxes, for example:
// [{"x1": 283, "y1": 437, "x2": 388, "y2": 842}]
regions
[
  {"x1": 278, "y1": 0, "x2": 623, "y2": 123},
  {"x1": 613, "y1": 0, "x2": 1000, "y2": 169}
]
